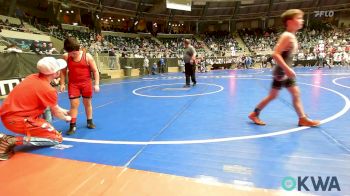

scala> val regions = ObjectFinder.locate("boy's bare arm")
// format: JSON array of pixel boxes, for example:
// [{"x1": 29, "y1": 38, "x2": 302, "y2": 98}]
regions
[
  {"x1": 87, "y1": 53, "x2": 100, "y2": 86},
  {"x1": 59, "y1": 53, "x2": 68, "y2": 92}
]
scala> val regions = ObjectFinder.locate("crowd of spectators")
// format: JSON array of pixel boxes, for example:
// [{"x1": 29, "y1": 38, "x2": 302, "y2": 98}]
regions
[
  {"x1": 296, "y1": 28, "x2": 349, "y2": 66},
  {"x1": 240, "y1": 25, "x2": 350, "y2": 67},
  {"x1": 203, "y1": 31, "x2": 242, "y2": 56},
  {"x1": 239, "y1": 28, "x2": 278, "y2": 53},
  {"x1": 0, "y1": 18, "x2": 35, "y2": 33},
  {"x1": 2, "y1": 13, "x2": 349, "y2": 68}
]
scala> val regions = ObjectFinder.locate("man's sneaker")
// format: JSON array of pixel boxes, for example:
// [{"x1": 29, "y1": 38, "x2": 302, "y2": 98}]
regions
[
  {"x1": 0, "y1": 134, "x2": 16, "y2": 161},
  {"x1": 192, "y1": 83, "x2": 197, "y2": 87},
  {"x1": 298, "y1": 117, "x2": 320, "y2": 127},
  {"x1": 87, "y1": 122, "x2": 96, "y2": 129},
  {"x1": 248, "y1": 112, "x2": 266, "y2": 126},
  {"x1": 183, "y1": 85, "x2": 191, "y2": 88},
  {"x1": 0, "y1": 150, "x2": 14, "y2": 161},
  {"x1": 66, "y1": 126, "x2": 77, "y2": 135}
]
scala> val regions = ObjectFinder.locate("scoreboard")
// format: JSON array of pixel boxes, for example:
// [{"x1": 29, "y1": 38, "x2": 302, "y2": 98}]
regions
[{"x1": 166, "y1": 0, "x2": 192, "y2": 11}]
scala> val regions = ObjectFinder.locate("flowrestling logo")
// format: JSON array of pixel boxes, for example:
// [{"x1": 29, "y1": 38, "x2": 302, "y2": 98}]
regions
[
  {"x1": 314, "y1": 10, "x2": 334, "y2": 17},
  {"x1": 282, "y1": 176, "x2": 341, "y2": 192}
]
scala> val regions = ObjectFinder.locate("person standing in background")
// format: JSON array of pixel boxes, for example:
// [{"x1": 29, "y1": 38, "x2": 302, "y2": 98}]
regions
[
  {"x1": 143, "y1": 56, "x2": 150, "y2": 75},
  {"x1": 159, "y1": 56, "x2": 166, "y2": 73},
  {"x1": 183, "y1": 39, "x2": 197, "y2": 88},
  {"x1": 108, "y1": 44, "x2": 116, "y2": 69},
  {"x1": 151, "y1": 62, "x2": 157, "y2": 75}
]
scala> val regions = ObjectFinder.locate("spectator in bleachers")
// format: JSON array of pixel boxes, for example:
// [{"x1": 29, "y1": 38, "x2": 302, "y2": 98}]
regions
[
  {"x1": 18, "y1": 40, "x2": 30, "y2": 50},
  {"x1": 5, "y1": 44, "x2": 23, "y2": 53},
  {"x1": 30, "y1": 40, "x2": 41, "y2": 54},
  {"x1": 41, "y1": 42, "x2": 48, "y2": 54},
  {"x1": 47, "y1": 42, "x2": 59, "y2": 54}
]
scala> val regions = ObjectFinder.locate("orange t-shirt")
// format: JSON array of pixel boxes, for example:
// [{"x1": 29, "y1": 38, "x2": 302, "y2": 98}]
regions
[{"x1": 0, "y1": 74, "x2": 57, "y2": 118}]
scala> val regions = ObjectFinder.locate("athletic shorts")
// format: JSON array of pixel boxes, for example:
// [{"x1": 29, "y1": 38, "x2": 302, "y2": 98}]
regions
[
  {"x1": 1, "y1": 116, "x2": 62, "y2": 143},
  {"x1": 68, "y1": 81, "x2": 93, "y2": 99},
  {"x1": 272, "y1": 78, "x2": 296, "y2": 90}
]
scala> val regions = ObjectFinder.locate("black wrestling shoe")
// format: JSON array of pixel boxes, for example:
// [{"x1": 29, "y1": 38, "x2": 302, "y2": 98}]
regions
[
  {"x1": 87, "y1": 121, "x2": 96, "y2": 129},
  {"x1": 66, "y1": 125, "x2": 77, "y2": 135}
]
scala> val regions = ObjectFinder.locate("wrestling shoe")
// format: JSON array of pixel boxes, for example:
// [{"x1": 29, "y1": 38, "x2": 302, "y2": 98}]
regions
[
  {"x1": 298, "y1": 117, "x2": 320, "y2": 127},
  {"x1": 0, "y1": 134, "x2": 16, "y2": 161},
  {"x1": 248, "y1": 112, "x2": 266, "y2": 126}
]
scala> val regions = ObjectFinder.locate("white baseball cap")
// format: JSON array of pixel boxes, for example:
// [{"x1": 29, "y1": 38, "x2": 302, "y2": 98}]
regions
[{"x1": 37, "y1": 57, "x2": 67, "y2": 75}]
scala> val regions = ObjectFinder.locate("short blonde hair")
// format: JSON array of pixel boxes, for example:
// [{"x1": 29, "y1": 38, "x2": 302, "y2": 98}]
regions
[
  {"x1": 281, "y1": 9, "x2": 304, "y2": 27},
  {"x1": 184, "y1": 39, "x2": 191, "y2": 45}
]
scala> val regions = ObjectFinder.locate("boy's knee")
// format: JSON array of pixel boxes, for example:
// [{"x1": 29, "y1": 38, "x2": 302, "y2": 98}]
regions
[
  {"x1": 269, "y1": 93, "x2": 278, "y2": 100},
  {"x1": 291, "y1": 88, "x2": 300, "y2": 97},
  {"x1": 291, "y1": 93, "x2": 300, "y2": 100},
  {"x1": 83, "y1": 99, "x2": 92, "y2": 106}
]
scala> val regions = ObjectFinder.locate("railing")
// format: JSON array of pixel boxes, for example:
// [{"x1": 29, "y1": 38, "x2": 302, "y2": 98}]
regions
[
  {"x1": 93, "y1": 53, "x2": 181, "y2": 71},
  {"x1": 93, "y1": 53, "x2": 121, "y2": 71}
]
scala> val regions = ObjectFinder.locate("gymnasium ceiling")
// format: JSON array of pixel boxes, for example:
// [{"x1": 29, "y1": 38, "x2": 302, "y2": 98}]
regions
[{"x1": 51, "y1": 0, "x2": 350, "y2": 21}]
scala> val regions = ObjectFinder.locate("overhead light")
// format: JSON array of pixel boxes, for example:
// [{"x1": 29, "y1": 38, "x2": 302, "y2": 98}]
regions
[
  {"x1": 118, "y1": 19, "x2": 120, "y2": 22},
  {"x1": 66, "y1": 11, "x2": 69, "y2": 14},
  {"x1": 134, "y1": 21, "x2": 138, "y2": 25},
  {"x1": 101, "y1": 18, "x2": 104, "y2": 21},
  {"x1": 169, "y1": 23, "x2": 171, "y2": 25},
  {"x1": 96, "y1": 15, "x2": 99, "y2": 19},
  {"x1": 106, "y1": 19, "x2": 108, "y2": 21},
  {"x1": 175, "y1": 24, "x2": 177, "y2": 27},
  {"x1": 60, "y1": 10, "x2": 62, "y2": 13},
  {"x1": 71, "y1": 10, "x2": 74, "y2": 13},
  {"x1": 109, "y1": 17, "x2": 112, "y2": 19},
  {"x1": 111, "y1": 20, "x2": 114, "y2": 22},
  {"x1": 122, "y1": 18, "x2": 125, "y2": 21}
]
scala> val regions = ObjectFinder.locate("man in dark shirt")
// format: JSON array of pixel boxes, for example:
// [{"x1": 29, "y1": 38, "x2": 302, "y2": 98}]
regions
[
  {"x1": 30, "y1": 40, "x2": 41, "y2": 54},
  {"x1": 183, "y1": 39, "x2": 197, "y2": 88},
  {"x1": 41, "y1": 42, "x2": 48, "y2": 54}
]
